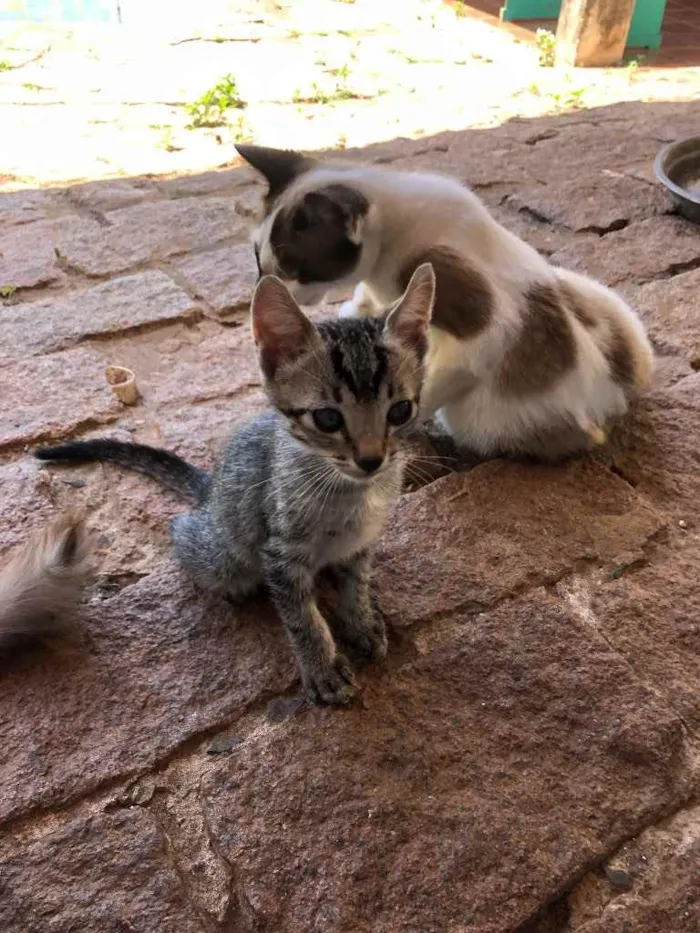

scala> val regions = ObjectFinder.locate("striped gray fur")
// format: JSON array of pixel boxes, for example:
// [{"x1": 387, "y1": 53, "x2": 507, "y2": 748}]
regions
[{"x1": 36, "y1": 265, "x2": 435, "y2": 706}]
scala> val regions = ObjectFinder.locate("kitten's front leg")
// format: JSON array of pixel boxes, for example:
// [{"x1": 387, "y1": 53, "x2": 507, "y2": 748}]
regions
[
  {"x1": 338, "y1": 282, "x2": 381, "y2": 319},
  {"x1": 263, "y1": 543, "x2": 356, "y2": 706},
  {"x1": 328, "y1": 550, "x2": 388, "y2": 662}
]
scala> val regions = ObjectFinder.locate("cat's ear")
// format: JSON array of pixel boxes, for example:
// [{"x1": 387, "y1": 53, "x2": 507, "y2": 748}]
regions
[
  {"x1": 251, "y1": 275, "x2": 320, "y2": 378},
  {"x1": 385, "y1": 263, "x2": 435, "y2": 357},
  {"x1": 235, "y1": 145, "x2": 315, "y2": 202},
  {"x1": 292, "y1": 185, "x2": 369, "y2": 244}
]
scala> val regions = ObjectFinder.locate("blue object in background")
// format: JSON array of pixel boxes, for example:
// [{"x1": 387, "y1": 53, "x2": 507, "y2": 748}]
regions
[{"x1": 0, "y1": 1, "x2": 120, "y2": 23}]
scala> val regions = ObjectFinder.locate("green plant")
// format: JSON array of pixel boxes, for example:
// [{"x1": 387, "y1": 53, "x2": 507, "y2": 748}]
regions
[
  {"x1": 232, "y1": 113, "x2": 253, "y2": 144},
  {"x1": 536, "y1": 28, "x2": 556, "y2": 67},
  {"x1": 22, "y1": 82, "x2": 42, "y2": 91},
  {"x1": 158, "y1": 126, "x2": 181, "y2": 152},
  {"x1": 326, "y1": 63, "x2": 350, "y2": 80},
  {"x1": 185, "y1": 74, "x2": 246, "y2": 128},
  {"x1": 0, "y1": 61, "x2": 11, "y2": 72},
  {"x1": 551, "y1": 86, "x2": 585, "y2": 109},
  {"x1": 0, "y1": 284, "x2": 17, "y2": 299},
  {"x1": 293, "y1": 80, "x2": 363, "y2": 104}
]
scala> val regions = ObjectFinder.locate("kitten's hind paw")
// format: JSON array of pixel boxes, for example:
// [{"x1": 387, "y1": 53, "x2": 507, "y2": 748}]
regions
[{"x1": 304, "y1": 654, "x2": 357, "y2": 706}]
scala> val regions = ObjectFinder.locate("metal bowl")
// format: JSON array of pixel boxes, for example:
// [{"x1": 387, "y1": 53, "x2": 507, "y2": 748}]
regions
[{"x1": 654, "y1": 135, "x2": 700, "y2": 225}]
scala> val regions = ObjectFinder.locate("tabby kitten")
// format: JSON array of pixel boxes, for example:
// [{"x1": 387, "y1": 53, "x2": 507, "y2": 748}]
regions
[
  {"x1": 237, "y1": 143, "x2": 654, "y2": 461},
  {"x1": 36, "y1": 266, "x2": 435, "y2": 705}
]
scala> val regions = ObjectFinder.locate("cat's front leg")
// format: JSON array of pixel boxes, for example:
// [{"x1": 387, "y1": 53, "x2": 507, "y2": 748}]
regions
[
  {"x1": 327, "y1": 550, "x2": 388, "y2": 662},
  {"x1": 338, "y1": 282, "x2": 381, "y2": 319},
  {"x1": 263, "y1": 543, "x2": 357, "y2": 706}
]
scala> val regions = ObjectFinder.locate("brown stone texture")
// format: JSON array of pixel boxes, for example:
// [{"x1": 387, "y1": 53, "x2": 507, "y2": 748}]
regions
[
  {"x1": 0, "y1": 809, "x2": 207, "y2": 931},
  {"x1": 375, "y1": 459, "x2": 662, "y2": 629},
  {"x1": 171, "y1": 244, "x2": 258, "y2": 319},
  {"x1": 0, "y1": 565, "x2": 294, "y2": 823},
  {"x1": 552, "y1": 215, "x2": 700, "y2": 286},
  {"x1": 2, "y1": 100, "x2": 700, "y2": 932},
  {"x1": 55, "y1": 196, "x2": 247, "y2": 276},
  {"x1": 200, "y1": 592, "x2": 689, "y2": 933},
  {"x1": 0, "y1": 215, "x2": 98, "y2": 290},
  {"x1": 0, "y1": 348, "x2": 121, "y2": 449},
  {"x1": 0, "y1": 271, "x2": 199, "y2": 360},
  {"x1": 506, "y1": 172, "x2": 671, "y2": 234},
  {"x1": 632, "y1": 267, "x2": 700, "y2": 363}
]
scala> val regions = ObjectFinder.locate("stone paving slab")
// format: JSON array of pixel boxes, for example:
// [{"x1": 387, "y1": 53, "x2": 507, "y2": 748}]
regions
[
  {"x1": 55, "y1": 196, "x2": 248, "y2": 277},
  {"x1": 0, "y1": 347, "x2": 121, "y2": 450},
  {"x1": 0, "y1": 809, "x2": 207, "y2": 933},
  {"x1": 0, "y1": 215, "x2": 97, "y2": 291},
  {"x1": 171, "y1": 244, "x2": 257, "y2": 319},
  {"x1": 0, "y1": 564, "x2": 294, "y2": 823},
  {"x1": 376, "y1": 459, "x2": 662, "y2": 629},
  {"x1": 0, "y1": 271, "x2": 199, "y2": 361},
  {"x1": 200, "y1": 591, "x2": 690, "y2": 933}
]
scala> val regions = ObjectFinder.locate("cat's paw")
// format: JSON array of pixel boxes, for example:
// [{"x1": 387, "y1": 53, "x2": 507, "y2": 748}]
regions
[
  {"x1": 342, "y1": 613, "x2": 388, "y2": 662},
  {"x1": 303, "y1": 654, "x2": 357, "y2": 706}
]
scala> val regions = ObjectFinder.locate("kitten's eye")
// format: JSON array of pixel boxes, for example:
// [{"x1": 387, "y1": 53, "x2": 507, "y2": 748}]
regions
[
  {"x1": 312, "y1": 408, "x2": 344, "y2": 433},
  {"x1": 387, "y1": 400, "x2": 413, "y2": 426}
]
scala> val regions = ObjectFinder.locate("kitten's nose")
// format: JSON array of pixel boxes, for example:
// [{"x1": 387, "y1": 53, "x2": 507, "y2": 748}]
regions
[{"x1": 356, "y1": 456, "x2": 383, "y2": 475}]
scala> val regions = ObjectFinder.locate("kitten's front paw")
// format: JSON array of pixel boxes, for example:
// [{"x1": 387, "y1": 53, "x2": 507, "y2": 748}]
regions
[
  {"x1": 343, "y1": 613, "x2": 388, "y2": 662},
  {"x1": 303, "y1": 654, "x2": 357, "y2": 706}
]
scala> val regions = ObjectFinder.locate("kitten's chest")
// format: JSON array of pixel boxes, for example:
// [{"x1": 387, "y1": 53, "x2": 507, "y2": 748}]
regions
[{"x1": 314, "y1": 485, "x2": 393, "y2": 567}]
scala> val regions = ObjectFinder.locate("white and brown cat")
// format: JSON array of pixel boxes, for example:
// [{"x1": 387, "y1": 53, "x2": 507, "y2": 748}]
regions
[{"x1": 236, "y1": 144, "x2": 653, "y2": 461}]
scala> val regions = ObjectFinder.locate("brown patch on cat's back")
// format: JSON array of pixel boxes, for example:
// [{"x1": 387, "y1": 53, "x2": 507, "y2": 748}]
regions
[
  {"x1": 497, "y1": 283, "x2": 577, "y2": 396},
  {"x1": 558, "y1": 280, "x2": 596, "y2": 329},
  {"x1": 399, "y1": 247, "x2": 493, "y2": 340},
  {"x1": 604, "y1": 322, "x2": 636, "y2": 392}
]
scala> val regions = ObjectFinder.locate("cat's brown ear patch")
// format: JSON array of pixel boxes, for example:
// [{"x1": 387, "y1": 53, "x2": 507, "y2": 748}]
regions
[
  {"x1": 235, "y1": 145, "x2": 316, "y2": 209},
  {"x1": 251, "y1": 276, "x2": 319, "y2": 377},
  {"x1": 399, "y1": 247, "x2": 493, "y2": 340},
  {"x1": 497, "y1": 283, "x2": 577, "y2": 396}
]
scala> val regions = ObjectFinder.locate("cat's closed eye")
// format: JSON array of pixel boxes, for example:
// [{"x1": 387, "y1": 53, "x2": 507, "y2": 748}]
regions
[
  {"x1": 387, "y1": 400, "x2": 413, "y2": 426},
  {"x1": 312, "y1": 408, "x2": 344, "y2": 433}
]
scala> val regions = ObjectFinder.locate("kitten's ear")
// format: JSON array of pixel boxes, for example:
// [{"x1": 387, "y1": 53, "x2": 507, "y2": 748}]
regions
[
  {"x1": 385, "y1": 263, "x2": 435, "y2": 356},
  {"x1": 251, "y1": 276, "x2": 319, "y2": 378},
  {"x1": 235, "y1": 144, "x2": 315, "y2": 202},
  {"x1": 292, "y1": 185, "x2": 369, "y2": 243}
]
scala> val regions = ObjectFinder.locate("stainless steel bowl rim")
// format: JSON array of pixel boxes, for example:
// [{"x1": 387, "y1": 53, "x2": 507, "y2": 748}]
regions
[{"x1": 654, "y1": 136, "x2": 700, "y2": 207}]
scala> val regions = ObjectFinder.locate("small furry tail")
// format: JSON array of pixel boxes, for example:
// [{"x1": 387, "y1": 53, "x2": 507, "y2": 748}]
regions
[
  {"x1": 36, "y1": 439, "x2": 210, "y2": 502},
  {"x1": 0, "y1": 511, "x2": 91, "y2": 650}
]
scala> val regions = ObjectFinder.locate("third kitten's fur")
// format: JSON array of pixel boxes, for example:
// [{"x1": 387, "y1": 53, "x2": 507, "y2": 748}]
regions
[
  {"x1": 37, "y1": 267, "x2": 434, "y2": 705},
  {"x1": 237, "y1": 144, "x2": 654, "y2": 461},
  {"x1": 0, "y1": 512, "x2": 90, "y2": 652}
]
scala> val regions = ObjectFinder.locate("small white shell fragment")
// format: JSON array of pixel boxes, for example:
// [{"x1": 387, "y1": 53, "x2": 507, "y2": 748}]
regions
[{"x1": 105, "y1": 364, "x2": 139, "y2": 406}]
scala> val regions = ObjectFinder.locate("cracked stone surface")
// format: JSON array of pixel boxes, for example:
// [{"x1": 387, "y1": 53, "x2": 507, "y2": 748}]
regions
[{"x1": 2, "y1": 100, "x2": 700, "y2": 933}]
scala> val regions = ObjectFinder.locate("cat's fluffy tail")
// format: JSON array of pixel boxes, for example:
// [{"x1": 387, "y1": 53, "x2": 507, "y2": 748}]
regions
[
  {"x1": 0, "y1": 511, "x2": 91, "y2": 649},
  {"x1": 36, "y1": 439, "x2": 210, "y2": 502}
]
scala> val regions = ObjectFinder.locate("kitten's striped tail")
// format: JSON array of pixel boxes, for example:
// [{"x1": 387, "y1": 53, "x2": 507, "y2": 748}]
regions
[
  {"x1": 0, "y1": 511, "x2": 91, "y2": 650},
  {"x1": 36, "y1": 439, "x2": 210, "y2": 502}
]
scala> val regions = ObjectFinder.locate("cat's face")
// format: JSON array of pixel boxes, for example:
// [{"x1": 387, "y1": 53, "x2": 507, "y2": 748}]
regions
[
  {"x1": 251, "y1": 265, "x2": 435, "y2": 482},
  {"x1": 237, "y1": 144, "x2": 371, "y2": 306}
]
